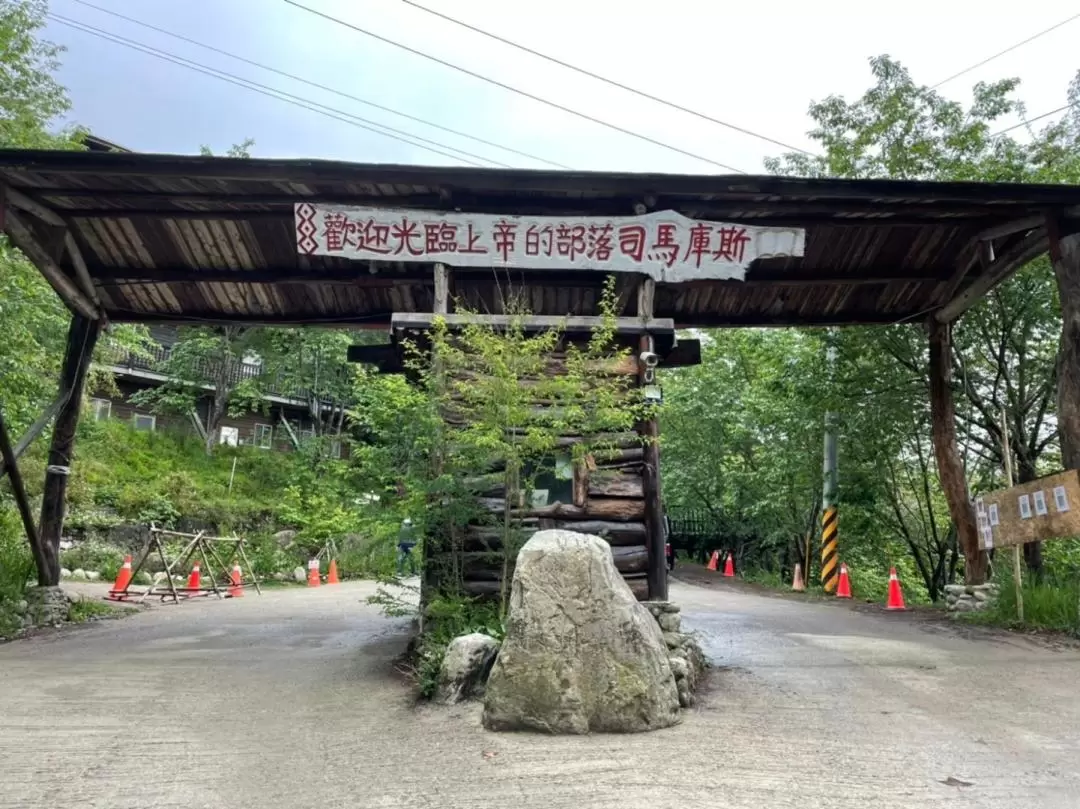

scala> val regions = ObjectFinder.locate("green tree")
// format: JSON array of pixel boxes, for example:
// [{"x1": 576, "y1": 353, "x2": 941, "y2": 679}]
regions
[{"x1": 764, "y1": 55, "x2": 1079, "y2": 584}]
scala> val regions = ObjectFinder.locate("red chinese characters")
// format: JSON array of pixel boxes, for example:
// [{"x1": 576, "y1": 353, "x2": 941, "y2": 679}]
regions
[{"x1": 493, "y1": 220, "x2": 517, "y2": 261}]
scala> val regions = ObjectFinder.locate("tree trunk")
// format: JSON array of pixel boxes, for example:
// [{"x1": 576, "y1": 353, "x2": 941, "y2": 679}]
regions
[
  {"x1": 1051, "y1": 225, "x2": 1080, "y2": 469},
  {"x1": 928, "y1": 319, "x2": 988, "y2": 584},
  {"x1": 37, "y1": 314, "x2": 101, "y2": 586}
]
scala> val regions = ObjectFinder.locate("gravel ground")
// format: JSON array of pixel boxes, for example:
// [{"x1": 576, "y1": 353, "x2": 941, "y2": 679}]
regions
[{"x1": 1, "y1": 577, "x2": 1079, "y2": 808}]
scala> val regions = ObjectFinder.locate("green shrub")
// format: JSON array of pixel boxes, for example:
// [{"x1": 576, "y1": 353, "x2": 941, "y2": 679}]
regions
[
  {"x1": 0, "y1": 508, "x2": 34, "y2": 603},
  {"x1": 60, "y1": 541, "x2": 124, "y2": 577},
  {"x1": 976, "y1": 564, "x2": 1080, "y2": 632}
]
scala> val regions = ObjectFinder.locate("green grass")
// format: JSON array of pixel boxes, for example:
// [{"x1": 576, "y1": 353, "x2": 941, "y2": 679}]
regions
[
  {"x1": 67, "y1": 599, "x2": 123, "y2": 624},
  {"x1": 971, "y1": 576, "x2": 1080, "y2": 633}
]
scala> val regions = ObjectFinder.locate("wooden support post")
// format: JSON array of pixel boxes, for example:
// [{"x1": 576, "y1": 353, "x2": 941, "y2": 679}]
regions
[
  {"x1": 434, "y1": 263, "x2": 450, "y2": 314},
  {"x1": 1000, "y1": 409, "x2": 1023, "y2": 622},
  {"x1": 1048, "y1": 216, "x2": 1080, "y2": 469},
  {"x1": 0, "y1": 409, "x2": 45, "y2": 575},
  {"x1": 37, "y1": 314, "x2": 101, "y2": 586},
  {"x1": 928, "y1": 318, "x2": 987, "y2": 584},
  {"x1": 637, "y1": 276, "x2": 655, "y2": 323},
  {"x1": 638, "y1": 274, "x2": 666, "y2": 599}
]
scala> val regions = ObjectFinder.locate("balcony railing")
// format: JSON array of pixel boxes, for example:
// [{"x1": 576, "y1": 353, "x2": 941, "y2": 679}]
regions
[{"x1": 109, "y1": 345, "x2": 346, "y2": 404}]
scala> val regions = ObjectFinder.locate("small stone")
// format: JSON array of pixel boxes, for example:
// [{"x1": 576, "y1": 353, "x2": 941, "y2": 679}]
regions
[
  {"x1": 60, "y1": 568, "x2": 72, "y2": 579},
  {"x1": 85, "y1": 571, "x2": 101, "y2": 582},
  {"x1": 153, "y1": 572, "x2": 167, "y2": 584},
  {"x1": 71, "y1": 568, "x2": 88, "y2": 581},
  {"x1": 668, "y1": 656, "x2": 689, "y2": 681},
  {"x1": 676, "y1": 678, "x2": 692, "y2": 708},
  {"x1": 437, "y1": 633, "x2": 500, "y2": 704},
  {"x1": 13, "y1": 600, "x2": 28, "y2": 615},
  {"x1": 292, "y1": 566, "x2": 307, "y2": 584},
  {"x1": 658, "y1": 613, "x2": 681, "y2": 633},
  {"x1": 972, "y1": 589, "x2": 991, "y2": 602},
  {"x1": 273, "y1": 572, "x2": 286, "y2": 581},
  {"x1": 274, "y1": 529, "x2": 298, "y2": 548},
  {"x1": 664, "y1": 632, "x2": 688, "y2": 650}
]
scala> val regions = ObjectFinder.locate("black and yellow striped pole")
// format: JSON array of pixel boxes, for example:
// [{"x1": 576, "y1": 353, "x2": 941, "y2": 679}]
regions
[{"x1": 821, "y1": 341, "x2": 839, "y2": 594}]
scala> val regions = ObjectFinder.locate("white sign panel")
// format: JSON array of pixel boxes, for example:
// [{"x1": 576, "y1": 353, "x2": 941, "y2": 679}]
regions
[{"x1": 294, "y1": 204, "x2": 806, "y2": 283}]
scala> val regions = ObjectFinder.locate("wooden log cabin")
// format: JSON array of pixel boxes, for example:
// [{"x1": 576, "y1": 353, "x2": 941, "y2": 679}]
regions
[
  {"x1": 3, "y1": 149, "x2": 1080, "y2": 592},
  {"x1": 356, "y1": 302, "x2": 705, "y2": 602}
]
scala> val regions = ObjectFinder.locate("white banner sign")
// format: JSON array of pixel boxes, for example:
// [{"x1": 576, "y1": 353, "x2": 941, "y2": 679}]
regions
[{"x1": 294, "y1": 204, "x2": 805, "y2": 282}]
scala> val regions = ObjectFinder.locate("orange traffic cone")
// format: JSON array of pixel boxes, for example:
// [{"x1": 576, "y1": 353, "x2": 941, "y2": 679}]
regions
[
  {"x1": 706, "y1": 550, "x2": 719, "y2": 571},
  {"x1": 791, "y1": 562, "x2": 805, "y2": 592},
  {"x1": 327, "y1": 559, "x2": 340, "y2": 585},
  {"x1": 228, "y1": 563, "x2": 244, "y2": 598},
  {"x1": 836, "y1": 563, "x2": 852, "y2": 598},
  {"x1": 185, "y1": 561, "x2": 202, "y2": 591},
  {"x1": 107, "y1": 555, "x2": 133, "y2": 600},
  {"x1": 886, "y1": 567, "x2": 906, "y2": 610},
  {"x1": 307, "y1": 558, "x2": 321, "y2": 588},
  {"x1": 722, "y1": 552, "x2": 735, "y2": 578}
]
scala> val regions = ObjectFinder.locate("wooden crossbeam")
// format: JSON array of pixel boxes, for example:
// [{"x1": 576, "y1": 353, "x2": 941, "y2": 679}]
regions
[
  {"x1": 936, "y1": 228, "x2": 1050, "y2": 323},
  {"x1": 3, "y1": 208, "x2": 98, "y2": 319}
]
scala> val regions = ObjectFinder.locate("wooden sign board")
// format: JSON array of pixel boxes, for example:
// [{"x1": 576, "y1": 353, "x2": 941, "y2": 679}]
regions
[{"x1": 976, "y1": 469, "x2": 1080, "y2": 549}]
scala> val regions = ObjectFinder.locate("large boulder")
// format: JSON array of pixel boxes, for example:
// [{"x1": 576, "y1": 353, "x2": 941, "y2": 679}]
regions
[
  {"x1": 437, "y1": 633, "x2": 500, "y2": 704},
  {"x1": 483, "y1": 530, "x2": 680, "y2": 734}
]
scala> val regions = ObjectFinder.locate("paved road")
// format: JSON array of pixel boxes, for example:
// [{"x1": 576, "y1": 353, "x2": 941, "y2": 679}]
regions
[{"x1": 1, "y1": 579, "x2": 1079, "y2": 808}]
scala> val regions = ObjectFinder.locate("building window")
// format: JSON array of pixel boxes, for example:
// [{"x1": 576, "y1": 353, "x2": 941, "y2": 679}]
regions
[
  {"x1": 90, "y1": 398, "x2": 111, "y2": 421},
  {"x1": 299, "y1": 428, "x2": 315, "y2": 444},
  {"x1": 132, "y1": 413, "x2": 156, "y2": 432},
  {"x1": 329, "y1": 439, "x2": 342, "y2": 459},
  {"x1": 219, "y1": 426, "x2": 240, "y2": 447},
  {"x1": 254, "y1": 423, "x2": 273, "y2": 449}
]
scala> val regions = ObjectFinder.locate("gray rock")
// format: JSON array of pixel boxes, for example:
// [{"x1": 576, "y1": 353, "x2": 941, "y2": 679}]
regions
[
  {"x1": 292, "y1": 566, "x2": 307, "y2": 584},
  {"x1": 675, "y1": 677, "x2": 692, "y2": 708},
  {"x1": 664, "y1": 632, "x2": 689, "y2": 650},
  {"x1": 943, "y1": 584, "x2": 967, "y2": 596},
  {"x1": 13, "y1": 600, "x2": 28, "y2": 616},
  {"x1": 274, "y1": 529, "x2": 299, "y2": 549},
  {"x1": 482, "y1": 529, "x2": 680, "y2": 734},
  {"x1": 85, "y1": 571, "x2": 102, "y2": 582},
  {"x1": 272, "y1": 572, "x2": 287, "y2": 581},
  {"x1": 70, "y1": 568, "x2": 88, "y2": 581},
  {"x1": 152, "y1": 571, "x2": 168, "y2": 584},
  {"x1": 60, "y1": 568, "x2": 72, "y2": 579},
  {"x1": 668, "y1": 655, "x2": 689, "y2": 681},
  {"x1": 644, "y1": 600, "x2": 681, "y2": 615},
  {"x1": 25, "y1": 586, "x2": 69, "y2": 625},
  {"x1": 972, "y1": 589, "x2": 992, "y2": 602},
  {"x1": 437, "y1": 633, "x2": 500, "y2": 704},
  {"x1": 657, "y1": 612, "x2": 681, "y2": 633}
]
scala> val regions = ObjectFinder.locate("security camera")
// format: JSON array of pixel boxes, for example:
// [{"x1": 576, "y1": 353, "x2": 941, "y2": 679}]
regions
[{"x1": 639, "y1": 351, "x2": 659, "y2": 368}]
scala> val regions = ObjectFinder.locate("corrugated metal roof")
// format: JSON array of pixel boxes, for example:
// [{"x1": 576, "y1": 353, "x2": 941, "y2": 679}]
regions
[{"x1": 2, "y1": 149, "x2": 1077, "y2": 327}]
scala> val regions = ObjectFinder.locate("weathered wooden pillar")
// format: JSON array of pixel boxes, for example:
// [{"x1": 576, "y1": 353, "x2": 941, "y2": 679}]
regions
[
  {"x1": 637, "y1": 277, "x2": 667, "y2": 601},
  {"x1": 1048, "y1": 218, "x2": 1080, "y2": 469},
  {"x1": 37, "y1": 313, "x2": 101, "y2": 586},
  {"x1": 928, "y1": 318, "x2": 987, "y2": 584}
]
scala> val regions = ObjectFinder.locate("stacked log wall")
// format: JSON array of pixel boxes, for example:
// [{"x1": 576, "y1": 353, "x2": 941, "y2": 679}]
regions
[{"x1": 430, "y1": 338, "x2": 655, "y2": 601}]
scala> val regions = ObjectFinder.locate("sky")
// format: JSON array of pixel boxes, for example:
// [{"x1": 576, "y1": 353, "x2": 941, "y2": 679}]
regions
[{"x1": 41, "y1": 0, "x2": 1080, "y2": 176}]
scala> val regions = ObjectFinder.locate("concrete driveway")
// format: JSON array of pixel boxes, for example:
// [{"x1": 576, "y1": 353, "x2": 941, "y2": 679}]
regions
[{"x1": 1, "y1": 578, "x2": 1078, "y2": 808}]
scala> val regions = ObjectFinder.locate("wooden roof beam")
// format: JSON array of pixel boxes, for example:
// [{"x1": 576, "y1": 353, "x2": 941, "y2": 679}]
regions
[
  {"x1": 936, "y1": 227, "x2": 1049, "y2": 323},
  {"x1": 3, "y1": 207, "x2": 98, "y2": 320},
  {"x1": 4, "y1": 186, "x2": 101, "y2": 309}
]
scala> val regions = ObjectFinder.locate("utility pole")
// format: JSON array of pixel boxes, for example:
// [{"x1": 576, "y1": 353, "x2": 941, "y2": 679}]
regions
[{"x1": 821, "y1": 336, "x2": 839, "y2": 594}]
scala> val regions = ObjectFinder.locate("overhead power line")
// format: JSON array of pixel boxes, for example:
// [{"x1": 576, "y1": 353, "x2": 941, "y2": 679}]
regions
[
  {"x1": 282, "y1": 0, "x2": 748, "y2": 174},
  {"x1": 931, "y1": 12, "x2": 1080, "y2": 89},
  {"x1": 399, "y1": 0, "x2": 814, "y2": 157},
  {"x1": 991, "y1": 102, "x2": 1077, "y2": 138},
  {"x1": 49, "y1": 14, "x2": 513, "y2": 168},
  {"x1": 68, "y1": 0, "x2": 569, "y2": 170}
]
